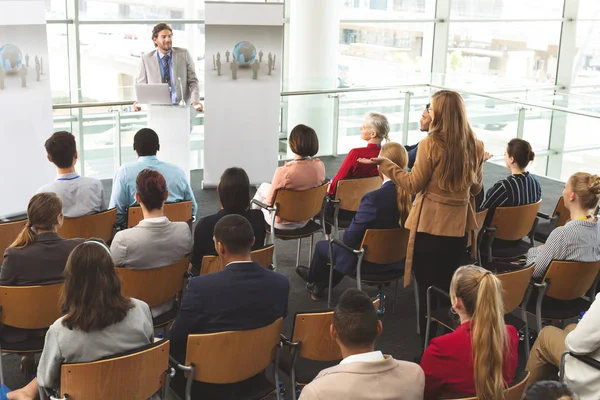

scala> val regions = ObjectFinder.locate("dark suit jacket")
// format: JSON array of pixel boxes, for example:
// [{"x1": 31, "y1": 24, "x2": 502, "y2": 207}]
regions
[
  {"x1": 335, "y1": 180, "x2": 403, "y2": 276},
  {"x1": 169, "y1": 261, "x2": 289, "y2": 363},
  {"x1": 190, "y1": 209, "x2": 266, "y2": 269},
  {"x1": 405, "y1": 143, "x2": 419, "y2": 169},
  {"x1": 0, "y1": 232, "x2": 84, "y2": 286}
]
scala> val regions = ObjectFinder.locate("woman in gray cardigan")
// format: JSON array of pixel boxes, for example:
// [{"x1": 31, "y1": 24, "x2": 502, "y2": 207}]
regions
[{"x1": 7, "y1": 240, "x2": 154, "y2": 400}]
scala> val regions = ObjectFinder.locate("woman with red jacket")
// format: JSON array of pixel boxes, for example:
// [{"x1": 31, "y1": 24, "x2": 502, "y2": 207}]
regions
[{"x1": 420, "y1": 265, "x2": 519, "y2": 400}]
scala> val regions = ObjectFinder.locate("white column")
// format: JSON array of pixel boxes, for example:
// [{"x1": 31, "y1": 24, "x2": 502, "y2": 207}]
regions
[
  {"x1": 430, "y1": 0, "x2": 450, "y2": 86},
  {"x1": 286, "y1": 0, "x2": 340, "y2": 157}
]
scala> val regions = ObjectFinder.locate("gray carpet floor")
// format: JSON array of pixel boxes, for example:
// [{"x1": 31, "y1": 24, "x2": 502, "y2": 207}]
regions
[{"x1": 2, "y1": 156, "x2": 564, "y2": 397}]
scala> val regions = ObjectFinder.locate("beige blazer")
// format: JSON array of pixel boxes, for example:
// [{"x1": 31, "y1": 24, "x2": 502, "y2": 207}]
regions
[
  {"x1": 379, "y1": 135, "x2": 485, "y2": 284},
  {"x1": 299, "y1": 356, "x2": 424, "y2": 400},
  {"x1": 137, "y1": 47, "x2": 200, "y2": 104}
]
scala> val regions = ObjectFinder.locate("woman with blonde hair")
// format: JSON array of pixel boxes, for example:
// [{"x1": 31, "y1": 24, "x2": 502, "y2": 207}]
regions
[
  {"x1": 359, "y1": 90, "x2": 485, "y2": 340},
  {"x1": 527, "y1": 172, "x2": 600, "y2": 280},
  {"x1": 296, "y1": 142, "x2": 411, "y2": 300},
  {"x1": 420, "y1": 265, "x2": 519, "y2": 399}
]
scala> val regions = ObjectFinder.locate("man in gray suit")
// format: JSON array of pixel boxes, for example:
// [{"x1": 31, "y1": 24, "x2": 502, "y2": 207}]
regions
[{"x1": 134, "y1": 22, "x2": 202, "y2": 111}]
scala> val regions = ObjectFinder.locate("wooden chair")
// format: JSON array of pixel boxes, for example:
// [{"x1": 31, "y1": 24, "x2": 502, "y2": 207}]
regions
[
  {"x1": 252, "y1": 183, "x2": 328, "y2": 271},
  {"x1": 0, "y1": 219, "x2": 27, "y2": 264},
  {"x1": 116, "y1": 256, "x2": 189, "y2": 328},
  {"x1": 525, "y1": 260, "x2": 600, "y2": 331},
  {"x1": 481, "y1": 201, "x2": 541, "y2": 262},
  {"x1": 535, "y1": 197, "x2": 570, "y2": 243},
  {"x1": 58, "y1": 208, "x2": 117, "y2": 242},
  {"x1": 325, "y1": 176, "x2": 382, "y2": 238},
  {"x1": 425, "y1": 265, "x2": 534, "y2": 358},
  {"x1": 279, "y1": 299, "x2": 380, "y2": 400},
  {"x1": 170, "y1": 317, "x2": 284, "y2": 400},
  {"x1": 200, "y1": 245, "x2": 275, "y2": 276},
  {"x1": 328, "y1": 228, "x2": 412, "y2": 315},
  {"x1": 55, "y1": 340, "x2": 171, "y2": 400},
  {"x1": 127, "y1": 201, "x2": 193, "y2": 228},
  {"x1": 0, "y1": 284, "x2": 63, "y2": 383},
  {"x1": 445, "y1": 370, "x2": 529, "y2": 400}
]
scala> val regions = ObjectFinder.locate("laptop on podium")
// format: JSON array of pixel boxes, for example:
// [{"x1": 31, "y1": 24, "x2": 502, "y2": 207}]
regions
[{"x1": 135, "y1": 83, "x2": 173, "y2": 105}]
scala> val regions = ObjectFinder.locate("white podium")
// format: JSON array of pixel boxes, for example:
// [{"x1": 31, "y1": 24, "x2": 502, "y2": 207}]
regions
[{"x1": 147, "y1": 105, "x2": 191, "y2": 182}]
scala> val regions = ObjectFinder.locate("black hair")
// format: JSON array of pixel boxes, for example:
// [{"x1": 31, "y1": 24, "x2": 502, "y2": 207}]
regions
[
  {"x1": 507, "y1": 138, "x2": 535, "y2": 169},
  {"x1": 218, "y1": 168, "x2": 251, "y2": 215},
  {"x1": 333, "y1": 289, "x2": 379, "y2": 348},
  {"x1": 214, "y1": 214, "x2": 254, "y2": 255},
  {"x1": 289, "y1": 124, "x2": 319, "y2": 157},
  {"x1": 133, "y1": 128, "x2": 160, "y2": 156},
  {"x1": 45, "y1": 131, "x2": 76, "y2": 169},
  {"x1": 524, "y1": 381, "x2": 578, "y2": 400}
]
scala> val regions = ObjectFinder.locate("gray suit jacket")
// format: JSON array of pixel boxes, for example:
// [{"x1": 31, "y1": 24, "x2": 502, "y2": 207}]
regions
[
  {"x1": 137, "y1": 47, "x2": 200, "y2": 104},
  {"x1": 299, "y1": 356, "x2": 425, "y2": 400}
]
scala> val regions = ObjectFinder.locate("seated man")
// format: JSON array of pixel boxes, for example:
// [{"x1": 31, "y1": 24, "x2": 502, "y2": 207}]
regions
[
  {"x1": 525, "y1": 292, "x2": 600, "y2": 400},
  {"x1": 169, "y1": 214, "x2": 289, "y2": 399},
  {"x1": 299, "y1": 289, "x2": 424, "y2": 400},
  {"x1": 109, "y1": 128, "x2": 197, "y2": 226},
  {"x1": 38, "y1": 131, "x2": 106, "y2": 217}
]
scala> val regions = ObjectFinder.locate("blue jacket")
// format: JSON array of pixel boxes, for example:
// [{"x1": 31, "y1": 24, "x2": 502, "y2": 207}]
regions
[{"x1": 336, "y1": 180, "x2": 403, "y2": 275}]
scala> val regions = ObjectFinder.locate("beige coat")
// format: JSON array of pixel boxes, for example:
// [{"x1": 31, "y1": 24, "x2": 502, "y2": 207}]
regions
[
  {"x1": 299, "y1": 356, "x2": 424, "y2": 400},
  {"x1": 380, "y1": 135, "x2": 484, "y2": 285}
]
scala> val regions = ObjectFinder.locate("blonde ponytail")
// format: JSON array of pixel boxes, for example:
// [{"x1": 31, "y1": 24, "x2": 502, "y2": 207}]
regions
[
  {"x1": 379, "y1": 142, "x2": 412, "y2": 225},
  {"x1": 451, "y1": 265, "x2": 508, "y2": 400},
  {"x1": 10, "y1": 193, "x2": 63, "y2": 249}
]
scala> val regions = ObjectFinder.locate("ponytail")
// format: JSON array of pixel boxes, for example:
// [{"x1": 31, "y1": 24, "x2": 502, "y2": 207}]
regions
[
  {"x1": 379, "y1": 142, "x2": 412, "y2": 225},
  {"x1": 472, "y1": 272, "x2": 507, "y2": 400},
  {"x1": 9, "y1": 193, "x2": 63, "y2": 249},
  {"x1": 10, "y1": 221, "x2": 37, "y2": 249}
]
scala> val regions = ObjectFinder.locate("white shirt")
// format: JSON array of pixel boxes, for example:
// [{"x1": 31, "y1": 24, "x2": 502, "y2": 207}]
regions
[
  {"x1": 339, "y1": 350, "x2": 384, "y2": 365},
  {"x1": 37, "y1": 171, "x2": 106, "y2": 218}
]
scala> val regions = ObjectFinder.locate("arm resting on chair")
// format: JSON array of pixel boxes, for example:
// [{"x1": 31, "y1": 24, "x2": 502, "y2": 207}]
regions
[
  {"x1": 251, "y1": 199, "x2": 275, "y2": 212},
  {"x1": 331, "y1": 238, "x2": 362, "y2": 254}
]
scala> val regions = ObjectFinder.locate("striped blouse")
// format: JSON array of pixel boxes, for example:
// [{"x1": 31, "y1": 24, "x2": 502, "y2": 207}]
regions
[
  {"x1": 527, "y1": 220, "x2": 600, "y2": 280},
  {"x1": 481, "y1": 172, "x2": 542, "y2": 211}
]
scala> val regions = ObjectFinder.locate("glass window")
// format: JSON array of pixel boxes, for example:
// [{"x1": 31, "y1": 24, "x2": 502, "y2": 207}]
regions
[
  {"x1": 341, "y1": 0, "x2": 435, "y2": 18},
  {"x1": 78, "y1": 0, "x2": 205, "y2": 20},
  {"x1": 445, "y1": 22, "x2": 561, "y2": 89},
  {"x1": 574, "y1": 22, "x2": 600, "y2": 86},
  {"x1": 338, "y1": 22, "x2": 434, "y2": 87},
  {"x1": 450, "y1": 0, "x2": 564, "y2": 19},
  {"x1": 47, "y1": 0, "x2": 67, "y2": 19},
  {"x1": 47, "y1": 24, "x2": 71, "y2": 104},
  {"x1": 78, "y1": 23, "x2": 205, "y2": 102}
]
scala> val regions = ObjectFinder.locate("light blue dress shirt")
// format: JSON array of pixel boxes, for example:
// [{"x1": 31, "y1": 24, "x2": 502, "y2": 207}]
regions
[
  {"x1": 37, "y1": 171, "x2": 107, "y2": 218},
  {"x1": 108, "y1": 156, "x2": 197, "y2": 225},
  {"x1": 158, "y1": 50, "x2": 178, "y2": 104}
]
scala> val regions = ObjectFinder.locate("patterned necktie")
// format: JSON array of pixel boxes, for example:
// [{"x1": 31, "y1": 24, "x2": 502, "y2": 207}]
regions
[{"x1": 162, "y1": 54, "x2": 171, "y2": 86}]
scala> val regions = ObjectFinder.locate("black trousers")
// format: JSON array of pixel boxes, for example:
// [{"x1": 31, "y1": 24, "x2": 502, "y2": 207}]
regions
[{"x1": 413, "y1": 232, "x2": 468, "y2": 345}]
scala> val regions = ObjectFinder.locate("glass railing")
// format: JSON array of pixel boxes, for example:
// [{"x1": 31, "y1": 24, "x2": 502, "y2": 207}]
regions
[{"x1": 52, "y1": 84, "x2": 600, "y2": 182}]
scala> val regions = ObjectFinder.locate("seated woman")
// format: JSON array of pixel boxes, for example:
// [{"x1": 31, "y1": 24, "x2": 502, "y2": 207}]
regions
[
  {"x1": 1, "y1": 192, "x2": 84, "y2": 286},
  {"x1": 190, "y1": 167, "x2": 266, "y2": 274},
  {"x1": 420, "y1": 265, "x2": 519, "y2": 400},
  {"x1": 327, "y1": 111, "x2": 390, "y2": 197},
  {"x1": 110, "y1": 169, "x2": 192, "y2": 317},
  {"x1": 481, "y1": 138, "x2": 541, "y2": 224},
  {"x1": 252, "y1": 124, "x2": 326, "y2": 230},
  {"x1": 527, "y1": 172, "x2": 600, "y2": 281},
  {"x1": 6, "y1": 240, "x2": 154, "y2": 400},
  {"x1": 295, "y1": 142, "x2": 411, "y2": 300},
  {"x1": 525, "y1": 291, "x2": 600, "y2": 399}
]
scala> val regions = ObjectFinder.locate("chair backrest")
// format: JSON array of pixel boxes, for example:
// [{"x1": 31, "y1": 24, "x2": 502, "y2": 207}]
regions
[
  {"x1": 469, "y1": 209, "x2": 489, "y2": 248},
  {"x1": 291, "y1": 299, "x2": 380, "y2": 362},
  {"x1": 185, "y1": 317, "x2": 283, "y2": 384},
  {"x1": 127, "y1": 201, "x2": 193, "y2": 228},
  {"x1": 0, "y1": 283, "x2": 63, "y2": 329},
  {"x1": 334, "y1": 177, "x2": 382, "y2": 212},
  {"x1": 60, "y1": 340, "x2": 170, "y2": 400},
  {"x1": 360, "y1": 228, "x2": 410, "y2": 264},
  {"x1": 543, "y1": 260, "x2": 600, "y2": 300},
  {"x1": 552, "y1": 197, "x2": 570, "y2": 228},
  {"x1": 116, "y1": 256, "x2": 189, "y2": 307},
  {"x1": 0, "y1": 219, "x2": 27, "y2": 264},
  {"x1": 497, "y1": 265, "x2": 534, "y2": 313},
  {"x1": 273, "y1": 183, "x2": 328, "y2": 222},
  {"x1": 59, "y1": 209, "x2": 117, "y2": 242},
  {"x1": 199, "y1": 245, "x2": 275, "y2": 276},
  {"x1": 489, "y1": 201, "x2": 541, "y2": 241},
  {"x1": 444, "y1": 371, "x2": 529, "y2": 400}
]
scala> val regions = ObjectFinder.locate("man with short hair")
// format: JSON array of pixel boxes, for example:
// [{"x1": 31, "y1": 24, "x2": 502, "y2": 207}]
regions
[
  {"x1": 169, "y1": 214, "x2": 289, "y2": 398},
  {"x1": 299, "y1": 289, "x2": 424, "y2": 400},
  {"x1": 108, "y1": 128, "x2": 197, "y2": 226},
  {"x1": 38, "y1": 131, "x2": 106, "y2": 217}
]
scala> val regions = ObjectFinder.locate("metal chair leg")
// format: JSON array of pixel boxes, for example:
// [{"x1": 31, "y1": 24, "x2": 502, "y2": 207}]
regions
[
  {"x1": 424, "y1": 286, "x2": 432, "y2": 348},
  {"x1": 327, "y1": 240, "x2": 334, "y2": 308},
  {"x1": 296, "y1": 239, "x2": 301, "y2": 267},
  {"x1": 309, "y1": 235, "x2": 314, "y2": 263},
  {"x1": 185, "y1": 364, "x2": 195, "y2": 400},
  {"x1": 413, "y1": 274, "x2": 420, "y2": 335}
]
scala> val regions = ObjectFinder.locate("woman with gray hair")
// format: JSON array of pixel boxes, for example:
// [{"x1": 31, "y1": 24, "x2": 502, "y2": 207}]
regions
[{"x1": 327, "y1": 111, "x2": 390, "y2": 196}]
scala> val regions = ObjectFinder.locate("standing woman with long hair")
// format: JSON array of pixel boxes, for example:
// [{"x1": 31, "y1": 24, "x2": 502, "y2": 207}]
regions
[
  {"x1": 359, "y1": 90, "x2": 485, "y2": 340},
  {"x1": 420, "y1": 265, "x2": 519, "y2": 399}
]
